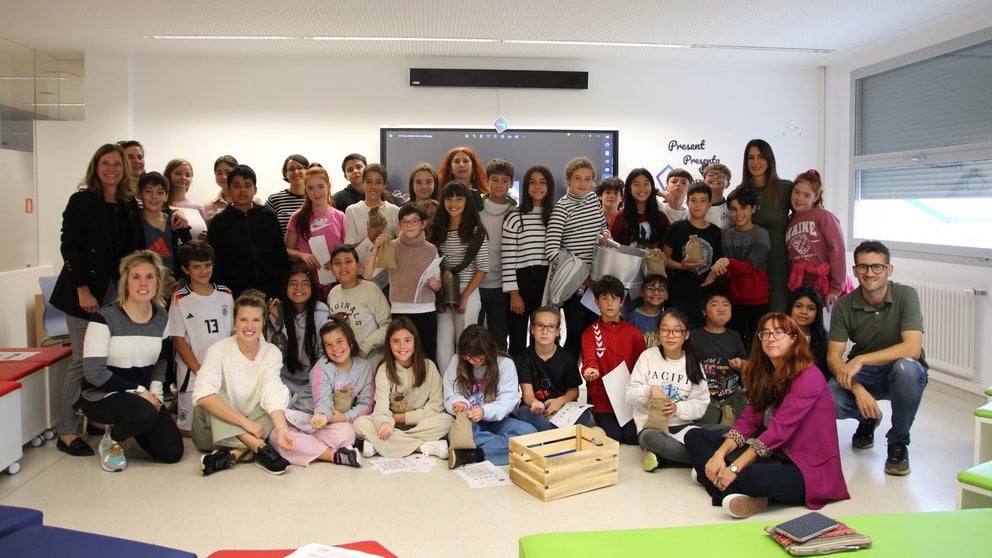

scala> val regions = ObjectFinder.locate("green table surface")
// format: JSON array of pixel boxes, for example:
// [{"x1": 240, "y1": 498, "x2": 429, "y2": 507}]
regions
[{"x1": 519, "y1": 509, "x2": 992, "y2": 557}]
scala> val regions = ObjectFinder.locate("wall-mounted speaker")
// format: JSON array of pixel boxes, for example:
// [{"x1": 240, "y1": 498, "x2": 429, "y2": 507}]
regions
[{"x1": 409, "y1": 68, "x2": 588, "y2": 90}]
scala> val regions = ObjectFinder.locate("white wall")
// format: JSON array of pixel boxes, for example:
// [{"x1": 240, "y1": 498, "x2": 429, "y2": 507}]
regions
[
  {"x1": 823, "y1": 7, "x2": 992, "y2": 392},
  {"x1": 128, "y1": 55, "x2": 820, "y2": 206}
]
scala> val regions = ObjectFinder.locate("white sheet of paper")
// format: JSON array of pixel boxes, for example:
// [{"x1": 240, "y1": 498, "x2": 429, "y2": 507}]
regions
[
  {"x1": 580, "y1": 288, "x2": 601, "y2": 315},
  {"x1": 453, "y1": 461, "x2": 511, "y2": 489},
  {"x1": 175, "y1": 207, "x2": 206, "y2": 240},
  {"x1": 413, "y1": 256, "x2": 444, "y2": 304},
  {"x1": 549, "y1": 401, "x2": 594, "y2": 428},
  {"x1": 285, "y1": 543, "x2": 379, "y2": 558},
  {"x1": 672, "y1": 425, "x2": 700, "y2": 444},
  {"x1": 354, "y1": 237, "x2": 374, "y2": 265},
  {"x1": 369, "y1": 454, "x2": 435, "y2": 475},
  {"x1": 0, "y1": 351, "x2": 40, "y2": 361},
  {"x1": 307, "y1": 235, "x2": 334, "y2": 285},
  {"x1": 601, "y1": 361, "x2": 634, "y2": 427}
]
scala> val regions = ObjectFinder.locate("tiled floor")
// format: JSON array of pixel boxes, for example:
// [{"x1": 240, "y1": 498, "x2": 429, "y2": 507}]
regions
[{"x1": 0, "y1": 382, "x2": 982, "y2": 557}]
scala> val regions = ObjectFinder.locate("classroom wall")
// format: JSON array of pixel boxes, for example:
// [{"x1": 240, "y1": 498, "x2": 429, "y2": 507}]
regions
[{"x1": 822, "y1": 6, "x2": 992, "y2": 391}]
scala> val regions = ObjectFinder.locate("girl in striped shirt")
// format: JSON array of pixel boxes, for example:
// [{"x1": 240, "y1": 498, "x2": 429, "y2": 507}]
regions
[{"x1": 502, "y1": 164, "x2": 555, "y2": 357}]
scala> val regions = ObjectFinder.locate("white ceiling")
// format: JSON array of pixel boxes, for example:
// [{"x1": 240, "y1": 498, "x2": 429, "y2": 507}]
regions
[{"x1": 1, "y1": 0, "x2": 989, "y2": 64}]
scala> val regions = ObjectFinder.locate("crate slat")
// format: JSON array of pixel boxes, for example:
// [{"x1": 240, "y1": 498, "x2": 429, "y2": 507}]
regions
[{"x1": 509, "y1": 426, "x2": 619, "y2": 501}]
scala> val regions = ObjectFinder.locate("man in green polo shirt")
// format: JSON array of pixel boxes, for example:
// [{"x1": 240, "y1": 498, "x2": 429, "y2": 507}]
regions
[{"x1": 827, "y1": 240, "x2": 927, "y2": 477}]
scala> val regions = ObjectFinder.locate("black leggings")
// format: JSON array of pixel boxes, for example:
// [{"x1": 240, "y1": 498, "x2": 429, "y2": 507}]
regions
[
  {"x1": 593, "y1": 412, "x2": 638, "y2": 445},
  {"x1": 684, "y1": 427, "x2": 805, "y2": 506},
  {"x1": 78, "y1": 392, "x2": 184, "y2": 464},
  {"x1": 506, "y1": 265, "x2": 549, "y2": 358}
]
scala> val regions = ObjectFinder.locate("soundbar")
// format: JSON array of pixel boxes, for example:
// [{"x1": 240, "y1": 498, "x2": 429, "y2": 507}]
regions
[{"x1": 409, "y1": 68, "x2": 588, "y2": 90}]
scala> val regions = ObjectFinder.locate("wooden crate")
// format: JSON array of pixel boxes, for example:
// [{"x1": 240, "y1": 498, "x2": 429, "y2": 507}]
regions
[{"x1": 509, "y1": 424, "x2": 619, "y2": 502}]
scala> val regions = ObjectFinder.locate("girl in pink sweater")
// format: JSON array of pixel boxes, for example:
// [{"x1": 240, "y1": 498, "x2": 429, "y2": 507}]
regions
[{"x1": 785, "y1": 170, "x2": 852, "y2": 307}]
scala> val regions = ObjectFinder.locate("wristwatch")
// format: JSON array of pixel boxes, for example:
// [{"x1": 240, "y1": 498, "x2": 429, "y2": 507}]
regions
[{"x1": 729, "y1": 464, "x2": 740, "y2": 474}]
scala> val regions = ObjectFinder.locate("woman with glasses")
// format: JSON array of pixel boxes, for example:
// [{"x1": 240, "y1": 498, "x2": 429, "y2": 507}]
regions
[
  {"x1": 512, "y1": 306, "x2": 590, "y2": 431},
  {"x1": 685, "y1": 313, "x2": 849, "y2": 519},
  {"x1": 266, "y1": 154, "x2": 310, "y2": 236}
]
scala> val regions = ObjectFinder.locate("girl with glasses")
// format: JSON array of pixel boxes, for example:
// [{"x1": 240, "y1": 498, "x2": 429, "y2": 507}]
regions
[
  {"x1": 513, "y1": 306, "x2": 590, "y2": 432},
  {"x1": 626, "y1": 309, "x2": 709, "y2": 473},
  {"x1": 685, "y1": 313, "x2": 849, "y2": 519},
  {"x1": 442, "y1": 325, "x2": 536, "y2": 468}
]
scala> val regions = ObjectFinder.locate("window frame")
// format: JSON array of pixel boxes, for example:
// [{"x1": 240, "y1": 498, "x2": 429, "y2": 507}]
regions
[{"x1": 849, "y1": 27, "x2": 992, "y2": 267}]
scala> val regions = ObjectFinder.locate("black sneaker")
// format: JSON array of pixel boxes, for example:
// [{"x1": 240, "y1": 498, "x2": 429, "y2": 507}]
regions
[
  {"x1": 852, "y1": 415, "x2": 882, "y2": 449},
  {"x1": 885, "y1": 444, "x2": 911, "y2": 476},
  {"x1": 254, "y1": 444, "x2": 290, "y2": 475},
  {"x1": 201, "y1": 449, "x2": 236, "y2": 476},
  {"x1": 332, "y1": 447, "x2": 362, "y2": 468},
  {"x1": 448, "y1": 448, "x2": 485, "y2": 469}
]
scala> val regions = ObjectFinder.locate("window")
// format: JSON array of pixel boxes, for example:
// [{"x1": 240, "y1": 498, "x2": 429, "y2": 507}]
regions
[{"x1": 852, "y1": 30, "x2": 992, "y2": 263}]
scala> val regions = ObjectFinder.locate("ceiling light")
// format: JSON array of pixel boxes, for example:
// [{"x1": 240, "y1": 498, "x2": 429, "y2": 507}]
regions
[
  {"x1": 504, "y1": 39, "x2": 685, "y2": 48},
  {"x1": 311, "y1": 36, "x2": 496, "y2": 43},
  {"x1": 144, "y1": 35, "x2": 294, "y2": 40},
  {"x1": 23, "y1": 103, "x2": 85, "y2": 107},
  {"x1": 0, "y1": 76, "x2": 66, "y2": 81}
]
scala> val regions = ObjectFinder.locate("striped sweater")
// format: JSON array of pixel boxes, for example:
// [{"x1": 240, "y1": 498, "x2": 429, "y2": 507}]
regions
[
  {"x1": 501, "y1": 208, "x2": 550, "y2": 292},
  {"x1": 82, "y1": 304, "x2": 167, "y2": 401},
  {"x1": 438, "y1": 228, "x2": 490, "y2": 284},
  {"x1": 545, "y1": 191, "x2": 606, "y2": 264}
]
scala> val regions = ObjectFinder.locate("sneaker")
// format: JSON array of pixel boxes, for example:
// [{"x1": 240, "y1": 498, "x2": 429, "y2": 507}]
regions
[
  {"x1": 254, "y1": 444, "x2": 290, "y2": 475},
  {"x1": 448, "y1": 448, "x2": 485, "y2": 469},
  {"x1": 852, "y1": 415, "x2": 882, "y2": 449},
  {"x1": 420, "y1": 440, "x2": 449, "y2": 459},
  {"x1": 641, "y1": 450, "x2": 659, "y2": 472},
  {"x1": 690, "y1": 467, "x2": 702, "y2": 486},
  {"x1": 884, "y1": 444, "x2": 911, "y2": 476},
  {"x1": 98, "y1": 430, "x2": 126, "y2": 472},
  {"x1": 201, "y1": 449, "x2": 236, "y2": 476},
  {"x1": 721, "y1": 494, "x2": 769, "y2": 519},
  {"x1": 361, "y1": 441, "x2": 377, "y2": 458},
  {"x1": 332, "y1": 446, "x2": 362, "y2": 468}
]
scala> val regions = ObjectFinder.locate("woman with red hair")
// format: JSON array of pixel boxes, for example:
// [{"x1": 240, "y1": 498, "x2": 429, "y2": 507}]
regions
[
  {"x1": 684, "y1": 313, "x2": 848, "y2": 519},
  {"x1": 438, "y1": 146, "x2": 487, "y2": 208}
]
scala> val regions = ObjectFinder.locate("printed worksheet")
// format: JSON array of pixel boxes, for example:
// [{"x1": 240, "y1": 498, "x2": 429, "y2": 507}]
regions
[
  {"x1": 0, "y1": 351, "x2": 40, "y2": 361},
  {"x1": 307, "y1": 235, "x2": 334, "y2": 285},
  {"x1": 368, "y1": 454, "x2": 435, "y2": 475},
  {"x1": 549, "y1": 401, "x2": 594, "y2": 428},
  {"x1": 453, "y1": 461, "x2": 511, "y2": 489}
]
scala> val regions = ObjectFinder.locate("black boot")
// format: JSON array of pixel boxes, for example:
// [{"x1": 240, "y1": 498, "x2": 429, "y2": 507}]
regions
[{"x1": 448, "y1": 448, "x2": 485, "y2": 469}]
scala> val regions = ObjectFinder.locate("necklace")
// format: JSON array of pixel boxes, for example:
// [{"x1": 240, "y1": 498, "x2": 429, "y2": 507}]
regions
[{"x1": 484, "y1": 201, "x2": 511, "y2": 217}]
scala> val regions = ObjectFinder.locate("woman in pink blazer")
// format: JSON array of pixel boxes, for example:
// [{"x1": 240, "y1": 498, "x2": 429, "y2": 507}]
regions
[{"x1": 685, "y1": 313, "x2": 849, "y2": 519}]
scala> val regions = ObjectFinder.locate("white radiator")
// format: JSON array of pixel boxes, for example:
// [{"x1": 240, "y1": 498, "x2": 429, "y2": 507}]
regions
[{"x1": 899, "y1": 280, "x2": 981, "y2": 380}]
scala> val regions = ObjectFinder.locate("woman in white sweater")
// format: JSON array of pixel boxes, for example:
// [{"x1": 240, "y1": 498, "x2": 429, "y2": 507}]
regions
[
  {"x1": 192, "y1": 290, "x2": 295, "y2": 476},
  {"x1": 353, "y1": 317, "x2": 453, "y2": 458}
]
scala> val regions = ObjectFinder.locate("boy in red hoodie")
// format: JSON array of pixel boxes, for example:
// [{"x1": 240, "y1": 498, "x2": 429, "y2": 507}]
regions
[
  {"x1": 705, "y1": 187, "x2": 769, "y2": 349},
  {"x1": 581, "y1": 275, "x2": 647, "y2": 444}
]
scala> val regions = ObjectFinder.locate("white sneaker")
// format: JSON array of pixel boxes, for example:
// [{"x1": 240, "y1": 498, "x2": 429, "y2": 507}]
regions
[
  {"x1": 98, "y1": 430, "x2": 126, "y2": 472},
  {"x1": 362, "y1": 441, "x2": 376, "y2": 458},
  {"x1": 690, "y1": 467, "x2": 701, "y2": 486},
  {"x1": 721, "y1": 493, "x2": 768, "y2": 519},
  {"x1": 420, "y1": 440, "x2": 449, "y2": 459}
]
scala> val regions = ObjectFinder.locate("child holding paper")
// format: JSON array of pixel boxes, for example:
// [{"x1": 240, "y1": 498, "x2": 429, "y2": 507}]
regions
[
  {"x1": 285, "y1": 166, "x2": 345, "y2": 296},
  {"x1": 514, "y1": 306, "x2": 591, "y2": 431},
  {"x1": 581, "y1": 275, "x2": 647, "y2": 445},
  {"x1": 366, "y1": 203, "x2": 441, "y2": 362}
]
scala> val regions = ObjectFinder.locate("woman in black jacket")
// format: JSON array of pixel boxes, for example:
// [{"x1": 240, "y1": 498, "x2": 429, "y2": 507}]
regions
[{"x1": 50, "y1": 143, "x2": 143, "y2": 456}]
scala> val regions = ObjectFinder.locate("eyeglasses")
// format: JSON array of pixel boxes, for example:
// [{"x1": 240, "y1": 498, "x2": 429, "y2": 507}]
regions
[
  {"x1": 854, "y1": 263, "x2": 889, "y2": 275},
  {"x1": 399, "y1": 218, "x2": 422, "y2": 226},
  {"x1": 757, "y1": 328, "x2": 791, "y2": 341},
  {"x1": 659, "y1": 328, "x2": 686, "y2": 338},
  {"x1": 287, "y1": 280, "x2": 312, "y2": 289},
  {"x1": 532, "y1": 322, "x2": 559, "y2": 332},
  {"x1": 704, "y1": 172, "x2": 727, "y2": 179},
  {"x1": 644, "y1": 285, "x2": 667, "y2": 294},
  {"x1": 461, "y1": 354, "x2": 486, "y2": 365},
  {"x1": 286, "y1": 165, "x2": 306, "y2": 173}
]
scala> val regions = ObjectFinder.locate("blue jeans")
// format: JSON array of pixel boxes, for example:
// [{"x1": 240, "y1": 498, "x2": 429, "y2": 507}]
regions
[
  {"x1": 829, "y1": 358, "x2": 928, "y2": 445},
  {"x1": 472, "y1": 417, "x2": 537, "y2": 465},
  {"x1": 514, "y1": 405, "x2": 592, "y2": 432}
]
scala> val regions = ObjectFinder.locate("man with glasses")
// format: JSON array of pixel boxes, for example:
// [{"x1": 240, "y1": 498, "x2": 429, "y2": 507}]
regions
[{"x1": 827, "y1": 240, "x2": 927, "y2": 476}]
